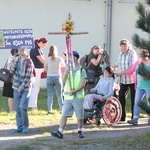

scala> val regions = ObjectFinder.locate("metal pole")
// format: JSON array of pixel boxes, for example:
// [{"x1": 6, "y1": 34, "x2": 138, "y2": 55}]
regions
[{"x1": 107, "y1": 0, "x2": 112, "y2": 55}]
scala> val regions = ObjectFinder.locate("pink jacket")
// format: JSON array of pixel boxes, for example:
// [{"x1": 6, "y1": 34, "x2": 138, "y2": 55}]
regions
[{"x1": 127, "y1": 60, "x2": 139, "y2": 89}]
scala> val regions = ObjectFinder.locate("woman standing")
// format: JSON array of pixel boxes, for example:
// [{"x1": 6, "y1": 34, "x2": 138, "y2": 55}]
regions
[
  {"x1": 44, "y1": 45, "x2": 65, "y2": 114},
  {"x1": 2, "y1": 49, "x2": 18, "y2": 112},
  {"x1": 86, "y1": 45, "x2": 104, "y2": 93},
  {"x1": 113, "y1": 39, "x2": 138, "y2": 121},
  {"x1": 117, "y1": 48, "x2": 150, "y2": 125},
  {"x1": 28, "y1": 38, "x2": 48, "y2": 109}
]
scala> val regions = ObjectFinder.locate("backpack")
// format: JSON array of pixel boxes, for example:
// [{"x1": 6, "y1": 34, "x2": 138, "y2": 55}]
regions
[
  {"x1": 26, "y1": 58, "x2": 36, "y2": 76},
  {"x1": 80, "y1": 54, "x2": 90, "y2": 70}
]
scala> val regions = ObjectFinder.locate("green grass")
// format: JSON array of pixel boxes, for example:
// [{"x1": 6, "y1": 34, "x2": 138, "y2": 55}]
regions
[{"x1": 0, "y1": 88, "x2": 76, "y2": 125}]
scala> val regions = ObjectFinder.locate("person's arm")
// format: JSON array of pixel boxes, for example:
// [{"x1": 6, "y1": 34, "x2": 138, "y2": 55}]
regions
[
  {"x1": 70, "y1": 68, "x2": 87, "y2": 95},
  {"x1": 60, "y1": 57, "x2": 66, "y2": 68},
  {"x1": 111, "y1": 64, "x2": 119, "y2": 70},
  {"x1": 112, "y1": 53, "x2": 121, "y2": 70},
  {"x1": 70, "y1": 78, "x2": 87, "y2": 95},
  {"x1": 90, "y1": 49, "x2": 104, "y2": 66},
  {"x1": 117, "y1": 60, "x2": 139, "y2": 76},
  {"x1": 90, "y1": 53, "x2": 103, "y2": 66},
  {"x1": 36, "y1": 55, "x2": 45, "y2": 64},
  {"x1": 90, "y1": 88, "x2": 95, "y2": 93},
  {"x1": 10, "y1": 56, "x2": 19, "y2": 73},
  {"x1": 7, "y1": 56, "x2": 14, "y2": 70},
  {"x1": 44, "y1": 57, "x2": 48, "y2": 72},
  {"x1": 93, "y1": 77, "x2": 102, "y2": 92}
]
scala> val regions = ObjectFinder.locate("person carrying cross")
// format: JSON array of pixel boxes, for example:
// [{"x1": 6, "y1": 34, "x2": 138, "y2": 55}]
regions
[{"x1": 51, "y1": 50, "x2": 87, "y2": 139}]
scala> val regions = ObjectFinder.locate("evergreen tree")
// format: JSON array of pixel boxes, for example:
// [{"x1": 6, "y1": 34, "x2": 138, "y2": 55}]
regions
[
  {"x1": 132, "y1": 0, "x2": 150, "y2": 53},
  {"x1": 132, "y1": 0, "x2": 150, "y2": 116}
]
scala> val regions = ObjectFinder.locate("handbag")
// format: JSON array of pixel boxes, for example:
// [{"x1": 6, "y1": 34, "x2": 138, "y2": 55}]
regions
[
  {"x1": 31, "y1": 69, "x2": 47, "y2": 79},
  {"x1": 0, "y1": 60, "x2": 13, "y2": 83},
  {"x1": 41, "y1": 71, "x2": 47, "y2": 78}
]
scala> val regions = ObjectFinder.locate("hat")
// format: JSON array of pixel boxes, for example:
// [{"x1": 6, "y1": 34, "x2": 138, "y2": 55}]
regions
[
  {"x1": 72, "y1": 50, "x2": 79, "y2": 59},
  {"x1": 39, "y1": 38, "x2": 48, "y2": 43}
]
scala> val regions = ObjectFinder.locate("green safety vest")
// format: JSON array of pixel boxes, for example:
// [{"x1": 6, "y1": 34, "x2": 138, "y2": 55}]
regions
[{"x1": 63, "y1": 68, "x2": 84, "y2": 100}]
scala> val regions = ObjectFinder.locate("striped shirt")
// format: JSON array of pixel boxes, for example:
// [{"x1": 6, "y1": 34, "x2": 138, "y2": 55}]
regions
[
  {"x1": 115, "y1": 49, "x2": 137, "y2": 84},
  {"x1": 10, "y1": 56, "x2": 34, "y2": 91}
]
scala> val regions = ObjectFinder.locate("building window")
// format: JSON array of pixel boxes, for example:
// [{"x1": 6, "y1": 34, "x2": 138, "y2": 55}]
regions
[{"x1": 118, "y1": 0, "x2": 140, "y2": 3}]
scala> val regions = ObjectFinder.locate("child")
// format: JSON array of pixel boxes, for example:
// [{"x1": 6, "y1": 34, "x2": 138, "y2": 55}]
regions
[{"x1": 83, "y1": 66, "x2": 115, "y2": 110}]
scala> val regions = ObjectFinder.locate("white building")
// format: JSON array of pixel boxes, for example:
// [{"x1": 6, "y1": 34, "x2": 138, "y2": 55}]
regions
[{"x1": 0, "y1": 0, "x2": 146, "y2": 87}]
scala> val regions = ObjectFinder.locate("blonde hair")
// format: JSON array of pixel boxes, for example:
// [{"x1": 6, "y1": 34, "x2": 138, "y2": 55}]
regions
[{"x1": 120, "y1": 39, "x2": 132, "y2": 50}]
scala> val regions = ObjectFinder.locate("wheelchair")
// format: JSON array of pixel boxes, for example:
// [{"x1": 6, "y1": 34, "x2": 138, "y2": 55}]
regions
[{"x1": 83, "y1": 96, "x2": 122, "y2": 126}]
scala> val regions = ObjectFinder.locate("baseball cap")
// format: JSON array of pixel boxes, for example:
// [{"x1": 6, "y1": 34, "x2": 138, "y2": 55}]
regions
[{"x1": 72, "y1": 50, "x2": 79, "y2": 59}]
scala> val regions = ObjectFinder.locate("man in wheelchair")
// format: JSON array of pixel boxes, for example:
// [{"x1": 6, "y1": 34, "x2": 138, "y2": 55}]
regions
[{"x1": 83, "y1": 66, "x2": 122, "y2": 125}]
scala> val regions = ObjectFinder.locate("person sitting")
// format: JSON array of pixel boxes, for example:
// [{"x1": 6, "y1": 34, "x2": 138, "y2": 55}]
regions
[{"x1": 83, "y1": 66, "x2": 115, "y2": 110}]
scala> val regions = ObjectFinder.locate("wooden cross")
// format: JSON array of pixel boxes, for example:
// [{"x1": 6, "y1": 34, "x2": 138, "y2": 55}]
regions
[{"x1": 48, "y1": 13, "x2": 88, "y2": 91}]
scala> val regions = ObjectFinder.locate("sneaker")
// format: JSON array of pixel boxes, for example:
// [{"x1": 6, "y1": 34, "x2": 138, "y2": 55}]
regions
[
  {"x1": 22, "y1": 126, "x2": 29, "y2": 133},
  {"x1": 12, "y1": 127, "x2": 23, "y2": 133},
  {"x1": 47, "y1": 111, "x2": 51, "y2": 115},
  {"x1": 148, "y1": 118, "x2": 150, "y2": 125},
  {"x1": 51, "y1": 130, "x2": 63, "y2": 139},
  {"x1": 127, "y1": 118, "x2": 138, "y2": 125},
  {"x1": 78, "y1": 131, "x2": 84, "y2": 138}
]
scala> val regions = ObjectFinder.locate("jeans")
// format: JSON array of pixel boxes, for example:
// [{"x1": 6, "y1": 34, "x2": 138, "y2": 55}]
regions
[
  {"x1": 134, "y1": 87, "x2": 150, "y2": 119},
  {"x1": 46, "y1": 76, "x2": 63, "y2": 112},
  {"x1": 14, "y1": 89, "x2": 30, "y2": 128},
  {"x1": 119, "y1": 83, "x2": 135, "y2": 121}
]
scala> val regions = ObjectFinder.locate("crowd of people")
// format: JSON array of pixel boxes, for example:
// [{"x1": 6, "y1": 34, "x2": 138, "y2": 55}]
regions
[{"x1": 1, "y1": 37, "x2": 150, "y2": 139}]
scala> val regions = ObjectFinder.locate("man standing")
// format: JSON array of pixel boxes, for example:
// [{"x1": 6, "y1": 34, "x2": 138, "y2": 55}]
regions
[
  {"x1": 51, "y1": 51, "x2": 87, "y2": 139},
  {"x1": 10, "y1": 48, "x2": 34, "y2": 133}
]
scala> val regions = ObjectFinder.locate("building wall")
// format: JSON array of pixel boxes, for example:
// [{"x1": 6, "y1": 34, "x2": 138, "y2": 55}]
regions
[
  {"x1": 111, "y1": 0, "x2": 146, "y2": 63},
  {"x1": 0, "y1": 0, "x2": 146, "y2": 87}
]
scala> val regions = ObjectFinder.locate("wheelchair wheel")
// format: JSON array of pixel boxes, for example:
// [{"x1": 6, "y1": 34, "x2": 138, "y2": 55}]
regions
[{"x1": 102, "y1": 96, "x2": 122, "y2": 125}]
